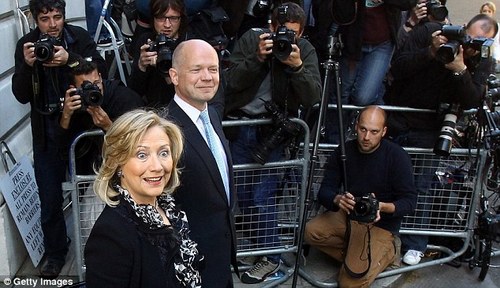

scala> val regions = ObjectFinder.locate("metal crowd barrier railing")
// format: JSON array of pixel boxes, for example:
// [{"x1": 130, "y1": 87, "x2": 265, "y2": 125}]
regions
[
  {"x1": 66, "y1": 117, "x2": 311, "y2": 285},
  {"x1": 296, "y1": 104, "x2": 485, "y2": 287},
  {"x1": 65, "y1": 104, "x2": 488, "y2": 286}
]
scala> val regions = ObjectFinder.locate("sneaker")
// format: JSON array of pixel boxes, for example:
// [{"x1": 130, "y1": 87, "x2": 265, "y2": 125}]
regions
[
  {"x1": 402, "y1": 249, "x2": 424, "y2": 265},
  {"x1": 240, "y1": 257, "x2": 280, "y2": 284},
  {"x1": 97, "y1": 37, "x2": 112, "y2": 46},
  {"x1": 39, "y1": 257, "x2": 64, "y2": 279}
]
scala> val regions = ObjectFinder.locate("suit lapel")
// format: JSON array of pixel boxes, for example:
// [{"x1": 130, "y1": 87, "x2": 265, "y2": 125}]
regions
[{"x1": 167, "y1": 102, "x2": 230, "y2": 206}]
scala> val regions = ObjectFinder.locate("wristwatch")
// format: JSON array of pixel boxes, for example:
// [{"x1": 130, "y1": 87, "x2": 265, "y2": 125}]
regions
[
  {"x1": 404, "y1": 21, "x2": 415, "y2": 29},
  {"x1": 453, "y1": 65, "x2": 467, "y2": 77}
]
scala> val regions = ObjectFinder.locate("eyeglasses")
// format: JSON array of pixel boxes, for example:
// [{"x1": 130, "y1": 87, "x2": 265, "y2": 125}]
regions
[{"x1": 154, "y1": 16, "x2": 181, "y2": 24}]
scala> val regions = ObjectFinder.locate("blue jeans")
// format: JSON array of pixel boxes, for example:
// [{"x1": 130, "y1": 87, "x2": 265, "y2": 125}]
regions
[
  {"x1": 391, "y1": 129, "x2": 440, "y2": 253},
  {"x1": 230, "y1": 125, "x2": 281, "y2": 264},
  {"x1": 85, "y1": 0, "x2": 111, "y2": 40},
  {"x1": 324, "y1": 41, "x2": 394, "y2": 143},
  {"x1": 34, "y1": 121, "x2": 69, "y2": 263},
  {"x1": 340, "y1": 40, "x2": 394, "y2": 105}
]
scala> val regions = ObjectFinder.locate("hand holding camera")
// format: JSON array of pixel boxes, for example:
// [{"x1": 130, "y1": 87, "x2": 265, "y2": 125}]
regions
[{"x1": 337, "y1": 192, "x2": 380, "y2": 223}]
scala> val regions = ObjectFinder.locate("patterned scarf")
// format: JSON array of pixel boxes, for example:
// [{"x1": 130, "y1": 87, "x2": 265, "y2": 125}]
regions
[{"x1": 115, "y1": 184, "x2": 202, "y2": 287}]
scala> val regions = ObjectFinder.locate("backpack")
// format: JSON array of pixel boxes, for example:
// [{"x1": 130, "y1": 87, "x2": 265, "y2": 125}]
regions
[{"x1": 188, "y1": 6, "x2": 229, "y2": 50}]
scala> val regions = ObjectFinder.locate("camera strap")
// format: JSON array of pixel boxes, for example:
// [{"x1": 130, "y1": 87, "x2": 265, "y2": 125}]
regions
[
  {"x1": 343, "y1": 219, "x2": 372, "y2": 278},
  {"x1": 32, "y1": 64, "x2": 64, "y2": 115}
]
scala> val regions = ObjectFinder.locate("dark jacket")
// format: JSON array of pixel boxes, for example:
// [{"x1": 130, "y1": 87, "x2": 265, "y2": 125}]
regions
[
  {"x1": 318, "y1": 139, "x2": 417, "y2": 235},
  {"x1": 165, "y1": 101, "x2": 238, "y2": 288},
  {"x1": 386, "y1": 21, "x2": 491, "y2": 131},
  {"x1": 224, "y1": 28, "x2": 321, "y2": 117},
  {"x1": 343, "y1": 0, "x2": 417, "y2": 60},
  {"x1": 85, "y1": 200, "x2": 181, "y2": 288},
  {"x1": 12, "y1": 24, "x2": 107, "y2": 149}
]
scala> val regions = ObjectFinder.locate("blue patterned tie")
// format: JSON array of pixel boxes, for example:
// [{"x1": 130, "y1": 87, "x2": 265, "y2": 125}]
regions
[{"x1": 199, "y1": 110, "x2": 230, "y2": 201}]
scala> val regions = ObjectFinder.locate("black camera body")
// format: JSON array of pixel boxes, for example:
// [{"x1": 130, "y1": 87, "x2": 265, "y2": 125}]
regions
[
  {"x1": 349, "y1": 194, "x2": 379, "y2": 223},
  {"x1": 434, "y1": 103, "x2": 461, "y2": 157},
  {"x1": 34, "y1": 33, "x2": 61, "y2": 62},
  {"x1": 251, "y1": 101, "x2": 302, "y2": 164},
  {"x1": 72, "y1": 80, "x2": 103, "y2": 110},
  {"x1": 436, "y1": 25, "x2": 469, "y2": 64},
  {"x1": 269, "y1": 5, "x2": 296, "y2": 62},
  {"x1": 436, "y1": 25, "x2": 494, "y2": 64},
  {"x1": 148, "y1": 34, "x2": 176, "y2": 76},
  {"x1": 426, "y1": 0, "x2": 448, "y2": 22}
]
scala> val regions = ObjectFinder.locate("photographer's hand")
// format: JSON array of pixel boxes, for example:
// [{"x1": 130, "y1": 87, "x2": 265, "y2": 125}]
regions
[
  {"x1": 335, "y1": 192, "x2": 355, "y2": 214},
  {"x1": 60, "y1": 87, "x2": 81, "y2": 129},
  {"x1": 445, "y1": 46, "x2": 467, "y2": 74},
  {"x1": 23, "y1": 42, "x2": 36, "y2": 67},
  {"x1": 43, "y1": 45, "x2": 69, "y2": 67},
  {"x1": 281, "y1": 44, "x2": 303, "y2": 70},
  {"x1": 430, "y1": 30, "x2": 445, "y2": 58},
  {"x1": 138, "y1": 41, "x2": 158, "y2": 72},
  {"x1": 257, "y1": 33, "x2": 273, "y2": 62},
  {"x1": 87, "y1": 106, "x2": 112, "y2": 131}
]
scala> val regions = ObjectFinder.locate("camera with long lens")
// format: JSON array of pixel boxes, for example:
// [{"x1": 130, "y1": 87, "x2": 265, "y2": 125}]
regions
[
  {"x1": 426, "y1": 0, "x2": 448, "y2": 22},
  {"x1": 349, "y1": 194, "x2": 379, "y2": 223},
  {"x1": 148, "y1": 34, "x2": 176, "y2": 76},
  {"x1": 434, "y1": 103, "x2": 461, "y2": 157},
  {"x1": 34, "y1": 33, "x2": 61, "y2": 62},
  {"x1": 269, "y1": 5, "x2": 296, "y2": 62},
  {"x1": 436, "y1": 25, "x2": 494, "y2": 64},
  {"x1": 71, "y1": 80, "x2": 103, "y2": 110},
  {"x1": 251, "y1": 101, "x2": 302, "y2": 164}
]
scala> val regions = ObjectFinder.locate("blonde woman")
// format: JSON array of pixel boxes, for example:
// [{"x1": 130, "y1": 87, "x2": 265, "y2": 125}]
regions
[
  {"x1": 85, "y1": 109, "x2": 203, "y2": 288},
  {"x1": 480, "y1": 2, "x2": 500, "y2": 67}
]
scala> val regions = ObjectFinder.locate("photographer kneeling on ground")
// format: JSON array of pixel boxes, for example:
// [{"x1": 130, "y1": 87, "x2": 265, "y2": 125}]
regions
[
  {"x1": 305, "y1": 106, "x2": 417, "y2": 288},
  {"x1": 224, "y1": 2, "x2": 321, "y2": 284}
]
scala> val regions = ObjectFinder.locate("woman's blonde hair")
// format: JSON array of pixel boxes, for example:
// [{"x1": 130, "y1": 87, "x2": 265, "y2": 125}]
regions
[
  {"x1": 480, "y1": 2, "x2": 496, "y2": 14},
  {"x1": 93, "y1": 109, "x2": 184, "y2": 206}
]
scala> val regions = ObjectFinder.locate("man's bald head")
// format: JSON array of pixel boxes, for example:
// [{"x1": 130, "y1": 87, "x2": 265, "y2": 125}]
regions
[{"x1": 172, "y1": 39, "x2": 218, "y2": 69}]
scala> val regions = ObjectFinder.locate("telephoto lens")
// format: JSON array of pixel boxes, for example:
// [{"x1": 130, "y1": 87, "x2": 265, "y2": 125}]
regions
[{"x1": 434, "y1": 103, "x2": 460, "y2": 157}]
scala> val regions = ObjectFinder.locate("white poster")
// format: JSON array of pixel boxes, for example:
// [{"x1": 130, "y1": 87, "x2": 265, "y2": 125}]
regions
[{"x1": 0, "y1": 156, "x2": 44, "y2": 267}]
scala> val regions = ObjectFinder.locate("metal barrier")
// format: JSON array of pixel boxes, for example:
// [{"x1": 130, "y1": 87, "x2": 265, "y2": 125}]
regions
[
  {"x1": 66, "y1": 109, "x2": 488, "y2": 286},
  {"x1": 298, "y1": 143, "x2": 485, "y2": 287},
  {"x1": 67, "y1": 118, "x2": 311, "y2": 285}
]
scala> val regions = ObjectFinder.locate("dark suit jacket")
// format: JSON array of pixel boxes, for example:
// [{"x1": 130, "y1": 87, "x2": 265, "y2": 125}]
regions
[
  {"x1": 84, "y1": 203, "x2": 177, "y2": 288},
  {"x1": 165, "y1": 100, "x2": 238, "y2": 288}
]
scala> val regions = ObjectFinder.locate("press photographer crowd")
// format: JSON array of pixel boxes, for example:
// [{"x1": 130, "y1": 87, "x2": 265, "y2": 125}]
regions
[{"x1": 8, "y1": 0, "x2": 500, "y2": 287}]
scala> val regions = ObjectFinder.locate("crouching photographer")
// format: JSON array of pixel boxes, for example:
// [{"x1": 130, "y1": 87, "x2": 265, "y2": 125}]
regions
[
  {"x1": 305, "y1": 106, "x2": 417, "y2": 287},
  {"x1": 60, "y1": 60, "x2": 144, "y2": 174},
  {"x1": 224, "y1": 2, "x2": 321, "y2": 284},
  {"x1": 385, "y1": 13, "x2": 497, "y2": 266}
]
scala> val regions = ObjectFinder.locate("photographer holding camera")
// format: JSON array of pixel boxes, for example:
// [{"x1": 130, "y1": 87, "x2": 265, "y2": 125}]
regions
[
  {"x1": 224, "y1": 2, "x2": 321, "y2": 284},
  {"x1": 11, "y1": 0, "x2": 108, "y2": 278},
  {"x1": 61, "y1": 60, "x2": 144, "y2": 132},
  {"x1": 385, "y1": 13, "x2": 498, "y2": 265},
  {"x1": 128, "y1": 0, "x2": 187, "y2": 107},
  {"x1": 305, "y1": 106, "x2": 417, "y2": 288}
]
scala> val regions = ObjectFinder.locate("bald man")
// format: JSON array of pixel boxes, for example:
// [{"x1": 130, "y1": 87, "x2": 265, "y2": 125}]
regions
[
  {"x1": 304, "y1": 106, "x2": 417, "y2": 288},
  {"x1": 163, "y1": 39, "x2": 238, "y2": 288}
]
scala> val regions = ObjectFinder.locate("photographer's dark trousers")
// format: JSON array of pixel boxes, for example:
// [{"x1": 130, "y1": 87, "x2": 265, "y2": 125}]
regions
[
  {"x1": 230, "y1": 125, "x2": 282, "y2": 264},
  {"x1": 34, "y1": 121, "x2": 69, "y2": 265},
  {"x1": 305, "y1": 210, "x2": 396, "y2": 288},
  {"x1": 389, "y1": 128, "x2": 440, "y2": 253}
]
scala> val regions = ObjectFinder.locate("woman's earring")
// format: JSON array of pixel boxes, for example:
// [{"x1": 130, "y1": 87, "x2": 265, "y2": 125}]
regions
[{"x1": 117, "y1": 170, "x2": 123, "y2": 178}]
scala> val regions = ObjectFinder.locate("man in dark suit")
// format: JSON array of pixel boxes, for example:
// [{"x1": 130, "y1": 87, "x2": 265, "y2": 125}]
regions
[{"x1": 163, "y1": 39, "x2": 238, "y2": 288}]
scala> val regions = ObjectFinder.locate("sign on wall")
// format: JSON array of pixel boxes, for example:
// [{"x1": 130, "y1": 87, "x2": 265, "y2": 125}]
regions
[{"x1": 0, "y1": 156, "x2": 44, "y2": 267}]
